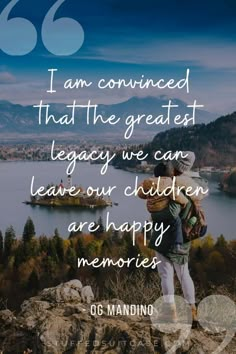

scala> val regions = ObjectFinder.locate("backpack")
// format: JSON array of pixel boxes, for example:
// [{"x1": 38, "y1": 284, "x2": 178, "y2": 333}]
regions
[{"x1": 182, "y1": 201, "x2": 207, "y2": 241}]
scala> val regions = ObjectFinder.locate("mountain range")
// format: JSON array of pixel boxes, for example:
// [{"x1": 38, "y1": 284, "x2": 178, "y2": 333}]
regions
[{"x1": 0, "y1": 96, "x2": 217, "y2": 142}]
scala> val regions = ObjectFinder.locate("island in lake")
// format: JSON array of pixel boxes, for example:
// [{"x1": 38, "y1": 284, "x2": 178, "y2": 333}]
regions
[{"x1": 24, "y1": 175, "x2": 112, "y2": 209}]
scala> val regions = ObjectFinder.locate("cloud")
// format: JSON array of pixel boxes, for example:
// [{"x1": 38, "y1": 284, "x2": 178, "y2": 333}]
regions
[
  {"x1": 0, "y1": 72, "x2": 17, "y2": 84},
  {"x1": 68, "y1": 39, "x2": 236, "y2": 70},
  {"x1": 1, "y1": 37, "x2": 236, "y2": 113}
]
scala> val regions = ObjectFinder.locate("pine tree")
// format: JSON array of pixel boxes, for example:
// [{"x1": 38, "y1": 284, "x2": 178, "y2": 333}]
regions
[
  {"x1": 4, "y1": 226, "x2": 16, "y2": 261},
  {"x1": 66, "y1": 245, "x2": 77, "y2": 270},
  {"x1": 92, "y1": 216, "x2": 104, "y2": 237},
  {"x1": 39, "y1": 235, "x2": 49, "y2": 252},
  {"x1": 101, "y1": 239, "x2": 111, "y2": 257},
  {"x1": 14, "y1": 241, "x2": 25, "y2": 268},
  {"x1": 195, "y1": 246, "x2": 203, "y2": 261},
  {"x1": 27, "y1": 270, "x2": 40, "y2": 291},
  {"x1": 97, "y1": 216, "x2": 104, "y2": 234},
  {"x1": 215, "y1": 235, "x2": 227, "y2": 249},
  {"x1": 47, "y1": 239, "x2": 59, "y2": 263},
  {"x1": 76, "y1": 237, "x2": 86, "y2": 258},
  {"x1": 69, "y1": 230, "x2": 76, "y2": 239},
  {"x1": 44, "y1": 256, "x2": 57, "y2": 278},
  {"x1": 53, "y1": 229, "x2": 64, "y2": 262},
  {"x1": 0, "y1": 230, "x2": 3, "y2": 264},
  {"x1": 54, "y1": 228, "x2": 60, "y2": 238},
  {"x1": 23, "y1": 217, "x2": 35, "y2": 243}
]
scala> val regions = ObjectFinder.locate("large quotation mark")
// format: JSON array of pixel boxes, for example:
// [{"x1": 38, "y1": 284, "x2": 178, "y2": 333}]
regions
[
  {"x1": 150, "y1": 295, "x2": 192, "y2": 354},
  {"x1": 198, "y1": 295, "x2": 236, "y2": 354},
  {"x1": 0, "y1": 0, "x2": 37, "y2": 55},
  {"x1": 0, "y1": 0, "x2": 84, "y2": 56},
  {"x1": 41, "y1": 0, "x2": 84, "y2": 56}
]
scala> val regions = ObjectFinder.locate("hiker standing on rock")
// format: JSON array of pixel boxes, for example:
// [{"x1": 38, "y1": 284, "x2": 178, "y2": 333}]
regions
[{"x1": 138, "y1": 151, "x2": 207, "y2": 323}]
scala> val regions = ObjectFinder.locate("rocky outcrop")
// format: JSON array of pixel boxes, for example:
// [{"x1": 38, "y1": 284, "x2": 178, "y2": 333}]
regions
[{"x1": 0, "y1": 280, "x2": 235, "y2": 354}]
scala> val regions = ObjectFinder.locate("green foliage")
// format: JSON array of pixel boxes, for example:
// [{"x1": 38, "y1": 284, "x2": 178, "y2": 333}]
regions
[
  {"x1": 23, "y1": 217, "x2": 35, "y2": 244},
  {"x1": 27, "y1": 270, "x2": 39, "y2": 292},
  {"x1": 4, "y1": 226, "x2": 16, "y2": 262},
  {"x1": 113, "y1": 113, "x2": 236, "y2": 168},
  {"x1": 0, "y1": 217, "x2": 236, "y2": 311},
  {"x1": 151, "y1": 114, "x2": 236, "y2": 167},
  {"x1": 53, "y1": 229, "x2": 64, "y2": 262},
  {"x1": 190, "y1": 235, "x2": 235, "y2": 287},
  {"x1": 66, "y1": 245, "x2": 77, "y2": 270},
  {"x1": 215, "y1": 235, "x2": 228, "y2": 249},
  {"x1": 39, "y1": 235, "x2": 49, "y2": 252},
  {"x1": 91, "y1": 216, "x2": 105, "y2": 237},
  {"x1": 76, "y1": 237, "x2": 86, "y2": 258},
  {"x1": 194, "y1": 246, "x2": 203, "y2": 261},
  {"x1": 14, "y1": 241, "x2": 25, "y2": 268},
  {"x1": 44, "y1": 256, "x2": 58, "y2": 278},
  {"x1": 54, "y1": 228, "x2": 60, "y2": 238},
  {"x1": 86, "y1": 240, "x2": 102, "y2": 259},
  {"x1": 101, "y1": 239, "x2": 112, "y2": 257},
  {"x1": 0, "y1": 230, "x2": 3, "y2": 264},
  {"x1": 207, "y1": 250, "x2": 225, "y2": 271},
  {"x1": 47, "y1": 239, "x2": 59, "y2": 263}
]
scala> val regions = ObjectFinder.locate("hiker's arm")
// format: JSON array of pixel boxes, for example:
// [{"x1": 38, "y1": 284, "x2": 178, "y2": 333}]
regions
[
  {"x1": 137, "y1": 179, "x2": 153, "y2": 199},
  {"x1": 169, "y1": 188, "x2": 189, "y2": 207}
]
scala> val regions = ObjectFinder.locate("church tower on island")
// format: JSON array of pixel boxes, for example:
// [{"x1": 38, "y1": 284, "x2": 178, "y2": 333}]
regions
[{"x1": 67, "y1": 174, "x2": 72, "y2": 188}]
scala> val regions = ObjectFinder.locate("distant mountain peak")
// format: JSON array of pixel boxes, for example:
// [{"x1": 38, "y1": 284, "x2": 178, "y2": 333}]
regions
[
  {"x1": 0, "y1": 96, "x2": 218, "y2": 141},
  {"x1": 0, "y1": 100, "x2": 12, "y2": 105}
]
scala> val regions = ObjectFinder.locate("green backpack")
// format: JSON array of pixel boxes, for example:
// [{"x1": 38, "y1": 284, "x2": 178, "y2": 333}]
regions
[{"x1": 182, "y1": 201, "x2": 207, "y2": 241}]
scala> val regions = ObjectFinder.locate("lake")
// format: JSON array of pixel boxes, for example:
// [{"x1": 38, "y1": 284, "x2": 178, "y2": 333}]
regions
[{"x1": 0, "y1": 161, "x2": 235, "y2": 240}]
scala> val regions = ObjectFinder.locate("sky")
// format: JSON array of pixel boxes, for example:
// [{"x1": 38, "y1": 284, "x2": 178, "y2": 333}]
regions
[{"x1": 0, "y1": 0, "x2": 236, "y2": 113}]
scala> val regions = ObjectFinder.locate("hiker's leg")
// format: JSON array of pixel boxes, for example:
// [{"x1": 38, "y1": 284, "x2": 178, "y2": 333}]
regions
[
  {"x1": 173, "y1": 262, "x2": 195, "y2": 304},
  {"x1": 156, "y1": 252, "x2": 175, "y2": 303},
  {"x1": 172, "y1": 216, "x2": 183, "y2": 245}
]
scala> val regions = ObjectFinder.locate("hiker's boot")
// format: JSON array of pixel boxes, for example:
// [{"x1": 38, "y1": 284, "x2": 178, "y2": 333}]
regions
[
  {"x1": 191, "y1": 304, "x2": 198, "y2": 328},
  {"x1": 158, "y1": 302, "x2": 177, "y2": 324}
]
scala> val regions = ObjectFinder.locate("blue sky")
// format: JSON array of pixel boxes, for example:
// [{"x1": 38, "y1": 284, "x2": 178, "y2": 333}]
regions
[{"x1": 0, "y1": 0, "x2": 236, "y2": 113}]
